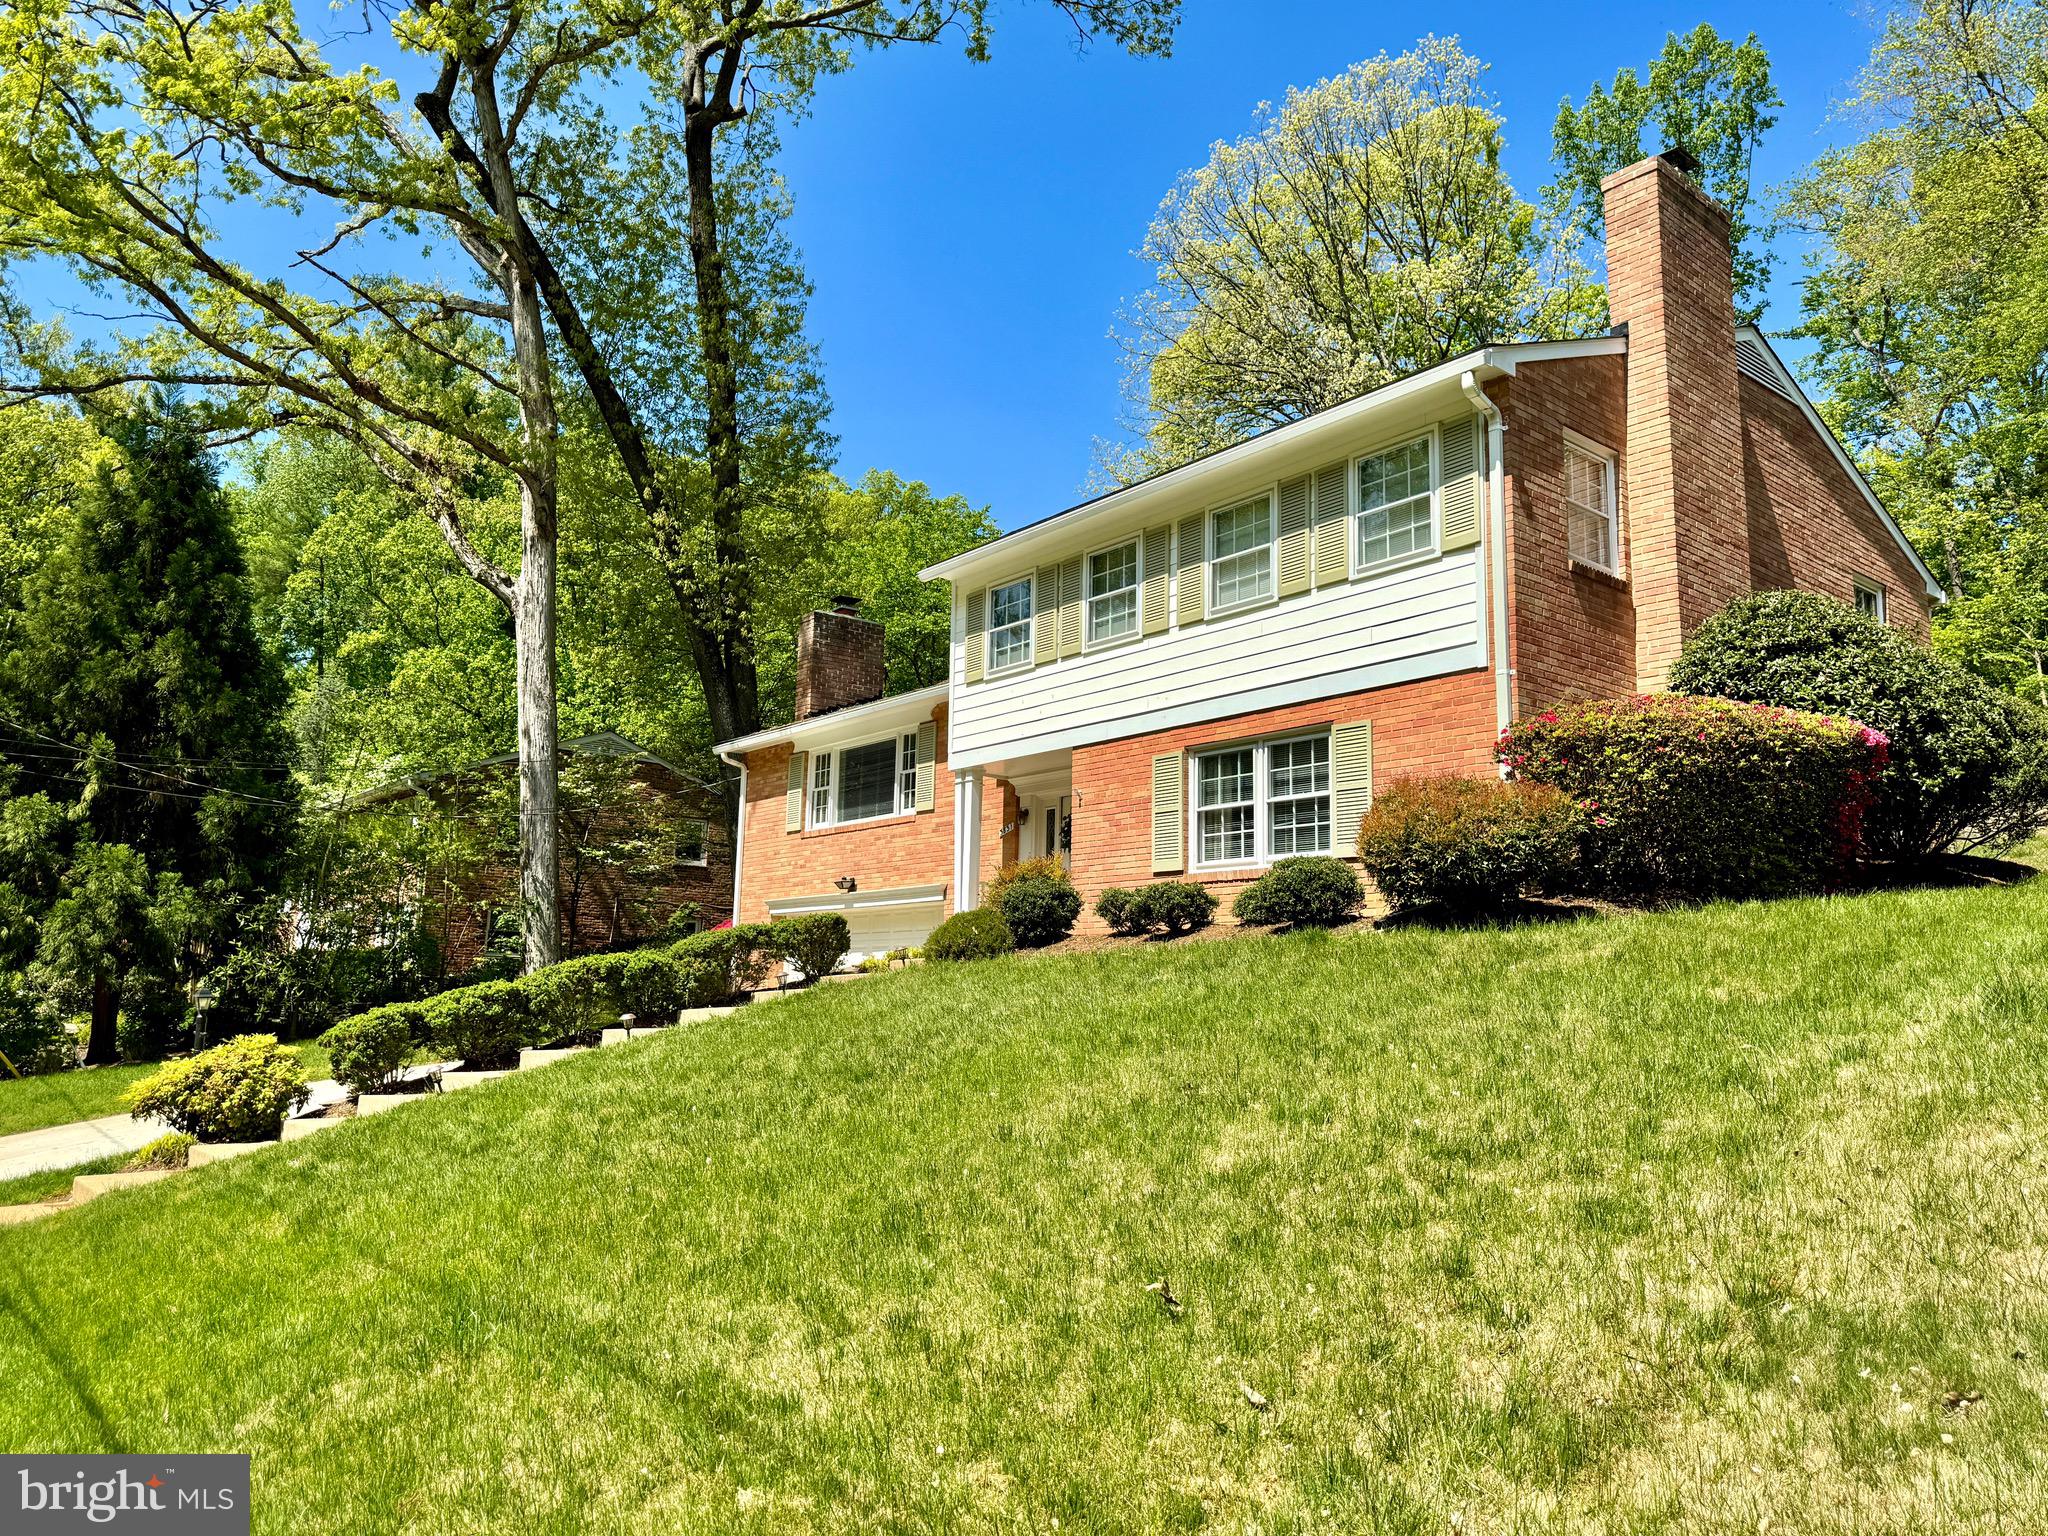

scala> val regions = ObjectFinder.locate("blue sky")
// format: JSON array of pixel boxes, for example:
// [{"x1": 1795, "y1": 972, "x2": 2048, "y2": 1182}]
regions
[{"x1": 774, "y1": 1, "x2": 1887, "y2": 530}]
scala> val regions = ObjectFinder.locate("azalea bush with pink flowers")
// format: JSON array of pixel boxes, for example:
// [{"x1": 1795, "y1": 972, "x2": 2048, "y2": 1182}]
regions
[{"x1": 1497, "y1": 694, "x2": 1889, "y2": 900}]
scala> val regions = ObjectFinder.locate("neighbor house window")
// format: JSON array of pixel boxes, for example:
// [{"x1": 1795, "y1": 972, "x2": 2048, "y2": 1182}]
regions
[
  {"x1": 677, "y1": 819, "x2": 709, "y2": 866},
  {"x1": 1192, "y1": 733, "x2": 1332, "y2": 866},
  {"x1": 898, "y1": 732, "x2": 919, "y2": 812},
  {"x1": 1355, "y1": 435, "x2": 1435, "y2": 570},
  {"x1": 1853, "y1": 578, "x2": 1887, "y2": 623},
  {"x1": 1087, "y1": 540, "x2": 1140, "y2": 645},
  {"x1": 1210, "y1": 493, "x2": 1275, "y2": 611},
  {"x1": 1564, "y1": 434, "x2": 1618, "y2": 573},
  {"x1": 988, "y1": 578, "x2": 1033, "y2": 672}
]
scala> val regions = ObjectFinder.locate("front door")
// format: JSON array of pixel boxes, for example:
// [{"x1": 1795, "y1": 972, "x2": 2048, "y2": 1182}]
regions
[{"x1": 1028, "y1": 792, "x2": 1072, "y2": 870}]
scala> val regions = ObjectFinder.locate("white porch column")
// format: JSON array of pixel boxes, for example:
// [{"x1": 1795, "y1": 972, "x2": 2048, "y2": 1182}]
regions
[{"x1": 953, "y1": 767, "x2": 984, "y2": 911}]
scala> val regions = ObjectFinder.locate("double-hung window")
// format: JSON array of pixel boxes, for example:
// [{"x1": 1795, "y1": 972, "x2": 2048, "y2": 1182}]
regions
[
  {"x1": 988, "y1": 578, "x2": 1033, "y2": 672},
  {"x1": 809, "y1": 752, "x2": 833, "y2": 827},
  {"x1": 1356, "y1": 434, "x2": 1435, "y2": 571},
  {"x1": 898, "y1": 732, "x2": 920, "y2": 811},
  {"x1": 1087, "y1": 540, "x2": 1140, "y2": 645},
  {"x1": 1192, "y1": 733, "x2": 1333, "y2": 867},
  {"x1": 1564, "y1": 434, "x2": 1619, "y2": 573},
  {"x1": 1210, "y1": 493, "x2": 1275, "y2": 612}
]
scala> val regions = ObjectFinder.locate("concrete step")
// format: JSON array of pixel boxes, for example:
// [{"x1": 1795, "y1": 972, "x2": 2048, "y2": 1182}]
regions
[
  {"x1": 70, "y1": 1169, "x2": 175, "y2": 1203},
  {"x1": 186, "y1": 1141, "x2": 269, "y2": 1167},
  {"x1": 280, "y1": 1116, "x2": 343, "y2": 1141},
  {"x1": 517, "y1": 1047, "x2": 589, "y2": 1070}
]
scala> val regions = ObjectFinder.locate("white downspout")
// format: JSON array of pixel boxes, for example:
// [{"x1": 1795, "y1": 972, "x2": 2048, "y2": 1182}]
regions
[
  {"x1": 717, "y1": 751, "x2": 746, "y2": 925},
  {"x1": 1460, "y1": 371, "x2": 1512, "y2": 749}
]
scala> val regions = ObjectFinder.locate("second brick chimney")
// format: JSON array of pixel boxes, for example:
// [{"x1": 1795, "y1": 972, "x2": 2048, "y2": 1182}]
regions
[
  {"x1": 1602, "y1": 149, "x2": 1749, "y2": 689},
  {"x1": 794, "y1": 596, "x2": 886, "y2": 721}
]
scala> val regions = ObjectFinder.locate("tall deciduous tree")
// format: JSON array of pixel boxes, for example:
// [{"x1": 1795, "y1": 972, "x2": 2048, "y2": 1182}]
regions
[
  {"x1": 1548, "y1": 23, "x2": 1782, "y2": 321},
  {"x1": 1113, "y1": 36, "x2": 1602, "y2": 476}
]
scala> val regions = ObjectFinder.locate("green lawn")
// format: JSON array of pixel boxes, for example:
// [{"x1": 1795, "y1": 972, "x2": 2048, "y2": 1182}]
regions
[
  {"x1": 0, "y1": 1042, "x2": 329, "y2": 1140},
  {"x1": 4, "y1": 884, "x2": 2048, "y2": 1532},
  {"x1": 0, "y1": 1153, "x2": 124, "y2": 1206}
]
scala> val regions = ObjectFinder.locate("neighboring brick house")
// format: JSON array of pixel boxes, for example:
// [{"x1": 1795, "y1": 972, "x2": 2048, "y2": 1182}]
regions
[
  {"x1": 356, "y1": 731, "x2": 733, "y2": 972},
  {"x1": 716, "y1": 151, "x2": 1940, "y2": 954}
]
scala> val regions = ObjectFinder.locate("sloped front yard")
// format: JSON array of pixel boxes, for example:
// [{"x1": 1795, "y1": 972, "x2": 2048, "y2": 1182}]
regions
[{"x1": 3, "y1": 883, "x2": 2048, "y2": 1532}]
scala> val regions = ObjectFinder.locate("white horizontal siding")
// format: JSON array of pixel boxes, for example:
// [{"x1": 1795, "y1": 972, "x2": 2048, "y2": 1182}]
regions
[{"x1": 949, "y1": 548, "x2": 1484, "y2": 767}]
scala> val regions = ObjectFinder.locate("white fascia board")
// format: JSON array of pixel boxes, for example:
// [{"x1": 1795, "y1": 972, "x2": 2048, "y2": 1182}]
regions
[
  {"x1": 714, "y1": 683, "x2": 947, "y2": 760},
  {"x1": 917, "y1": 345, "x2": 1575, "y2": 585},
  {"x1": 766, "y1": 883, "x2": 948, "y2": 916},
  {"x1": 1736, "y1": 328, "x2": 1944, "y2": 602}
]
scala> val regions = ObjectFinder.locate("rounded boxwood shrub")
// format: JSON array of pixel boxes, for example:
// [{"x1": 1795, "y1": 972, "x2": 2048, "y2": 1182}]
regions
[
  {"x1": 123, "y1": 1034, "x2": 310, "y2": 1142},
  {"x1": 319, "y1": 1005, "x2": 420, "y2": 1096},
  {"x1": 774, "y1": 913, "x2": 852, "y2": 982},
  {"x1": 1144, "y1": 881, "x2": 1219, "y2": 935},
  {"x1": 1232, "y1": 857, "x2": 1363, "y2": 928},
  {"x1": 1669, "y1": 591, "x2": 2048, "y2": 860},
  {"x1": 925, "y1": 907, "x2": 1016, "y2": 962},
  {"x1": 417, "y1": 980, "x2": 536, "y2": 1069},
  {"x1": 997, "y1": 873, "x2": 1081, "y2": 948},
  {"x1": 1356, "y1": 777, "x2": 1583, "y2": 915},
  {"x1": 1094, "y1": 887, "x2": 1148, "y2": 936},
  {"x1": 985, "y1": 856, "x2": 1064, "y2": 907},
  {"x1": 1498, "y1": 693, "x2": 1887, "y2": 899}
]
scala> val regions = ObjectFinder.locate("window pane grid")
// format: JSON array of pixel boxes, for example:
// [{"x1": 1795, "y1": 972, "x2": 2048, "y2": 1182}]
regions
[
  {"x1": 1267, "y1": 738, "x2": 1331, "y2": 856},
  {"x1": 1356, "y1": 437, "x2": 1433, "y2": 570},
  {"x1": 1210, "y1": 497, "x2": 1274, "y2": 610},
  {"x1": 1192, "y1": 737, "x2": 1333, "y2": 865},
  {"x1": 810, "y1": 753, "x2": 832, "y2": 826},
  {"x1": 898, "y1": 733, "x2": 918, "y2": 812},
  {"x1": 1196, "y1": 747, "x2": 1256, "y2": 864},
  {"x1": 1087, "y1": 542, "x2": 1140, "y2": 643},
  {"x1": 988, "y1": 578, "x2": 1033, "y2": 670},
  {"x1": 1565, "y1": 444, "x2": 1616, "y2": 570}
]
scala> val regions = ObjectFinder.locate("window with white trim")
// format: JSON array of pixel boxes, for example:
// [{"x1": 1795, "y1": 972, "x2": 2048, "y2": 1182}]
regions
[
  {"x1": 1210, "y1": 493, "x2": 1275, "y2": 611},
  {"x1": 898, "y1": 732, "x2": 919, "y2": 812},
  {"x1": 1087, "y1": 540, "x2": 1140, "y2": 645},
  {"x1": 1355, "y1": 435, "x2": 1434, "y2": 570},
  {"x1": 1853, "y1": 578, "x2": 1887, "y2": 623},
  {"x1": 1564, "y1": 436, "x2": 1619, "y2": 573},
  {"x1": 809, "y1": 751, "x2": 832, "y2": 827},
  {"x1": 988, "y1": 578, "x2": 1033, "y2": 672},
  {"x1": 1192, "y1": 733, "x2": 1333, "y2": 867}
]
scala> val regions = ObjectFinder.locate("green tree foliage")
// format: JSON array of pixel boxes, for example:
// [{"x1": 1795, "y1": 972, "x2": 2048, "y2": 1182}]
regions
[
  {"x1": 0, "y1": 403, "x2": 108, "y2": 648},
  {"x1": 1782, "y1": 0, "x2": 2048, "y2": 700},
  {"x1": 1548, "y1": 24, "x2": 1782, "y2": 320},
  {"x1": 34, "y1": 839, "x2": 196, "y2": 1064},
  {"x1": 1114, "y1": 36, "x2": 1602, "y2": 475}
]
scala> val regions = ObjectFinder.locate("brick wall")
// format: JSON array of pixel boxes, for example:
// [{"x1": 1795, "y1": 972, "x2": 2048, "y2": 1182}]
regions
[
  {"x1": 1602, "y1": 153, "x2": 1749, "y2": 688},
  {"x1": 1068, "y1": 669, "x2": 1498, "y2": 928},
  {"x1": 1738, "y1": 376, "x2": 1932, "y2": 637},
  {"x1": 794, "y1": 606, "x2": 887, "y2": 721},
  {"x1": 734, "y1": 705, "x2": 958, "y2": 923}
]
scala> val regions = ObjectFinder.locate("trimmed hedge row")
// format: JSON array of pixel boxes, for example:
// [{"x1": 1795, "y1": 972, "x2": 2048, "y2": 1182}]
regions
[{"x1": 320, "y1": 916, "x2": 850, "y2": 1084}]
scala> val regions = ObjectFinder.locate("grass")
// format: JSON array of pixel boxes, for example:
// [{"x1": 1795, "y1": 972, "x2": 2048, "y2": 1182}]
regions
[
  {"x1": 4, "y1": 882, "x2": 2048, "y2": 1533},
  {"x1": 0, "y1": 1153, "x2": 124, "y2": 1206},
  {"x1": 0, "y1": 1042, "x2": 329, "y2": 1140}
]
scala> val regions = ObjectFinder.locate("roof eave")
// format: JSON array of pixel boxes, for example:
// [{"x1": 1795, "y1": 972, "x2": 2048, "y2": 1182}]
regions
[{"x1": 714, "y1": 682, "x2": 949, "y2": 760}]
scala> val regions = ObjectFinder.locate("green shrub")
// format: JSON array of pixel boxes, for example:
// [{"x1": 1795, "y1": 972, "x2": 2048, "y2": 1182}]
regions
[
  {"x1": 1497, "y1": 693, "x2": 1887, "y2": 900},
  {"x1": 207, "y1": 929, "x2": 436, "y2": 1042},
  {"x1": 986, "y1": 856, "x2": 1065, "y2": 907},
  {"x1": 318, "y1": 1005, "x2": 420, "y2": 1096},
  {"x1": 1232, "y1": 857, "x2": 1363, "y2": 928},
  {"x1": 925, "y1": 907, "x2": 1015, "y2": 962},
  {"x1": 1669, "y1": 591, "x2": 2048, "y2": 859},
  {"x1": 997, "y1": 873, "x2": 1081, "y2": 948},
  {"x1": 1356, "y1": 777, "x2": 1583, "y2": 915},
  {"x1": 0, "y1": 976, "x2": 70, "y2": 1075},
  {"x1": 417, "y1": 981, "x2": 535, "y2": 1069},
  {"x1": 116, "y1": 974, "x2": 189, "y2": 1061},
  {"x1": 1094, "y1": 887, "x2": 1148, "y2": 936},
  {"x1": 672, "y1": 925, "x2": 774, "y2": 999},
  {"x1": 519, "y1": 953, "x2": 627, "y2": 1042},
  {"x1": 123, "y1": 1131, "x2": 194, "y2": 1171},
  {"x1": 774, "y1": 913, "x2": 852, "y2": 982},
  {"x1": 123, "y1": 1035, "x2": 310, "y2": 1141}
]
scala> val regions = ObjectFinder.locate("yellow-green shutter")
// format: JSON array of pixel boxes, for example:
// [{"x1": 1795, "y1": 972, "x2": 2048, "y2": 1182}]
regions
[
  {"x1": 1312, "y1": 461, "x2": 1349, "y2": 585},
  {"x1": 1033, "y1": 564, "x2": 1059, "y2": 666},
  {"x1": 785, "y1": 750, "x2": 807, "y2": 833},
  {"x1": 1278, "y1": 474, "x2": 1312, "y2": 597},
  {"x1": 1058, "y1": 556, "x2": 1083, "y2": 658},
  {"x1": 1439, "y1": 416, "x2": 1481, "y2": 552},
  {"x1": 1142, "y1": 524, "x2": 1172, "y2": 636},
  {"x1": 963, "y1": 589, "x2": 985, "y2": 683},
  {"x1": 913, "y1": 720, "x2": 937, "y2": 812},
  {"x1": 1151, "y1": 752, "x2": 1184, "y2": 874},
  {"x1": 1175, "y1": 512, "x2": 1206, "y2": 625},
  {"x1": 1331, "y1": 722, "x2": 1373, "y2": 853}
]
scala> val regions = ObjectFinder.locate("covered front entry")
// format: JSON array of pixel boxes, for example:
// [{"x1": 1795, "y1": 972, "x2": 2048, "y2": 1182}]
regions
[
  {"x1": 984, "y1": 749, "x2": 1074, "y2": 881},
  {"x1": 765, "y1": 882, "x2": 948, "y2": 965}
]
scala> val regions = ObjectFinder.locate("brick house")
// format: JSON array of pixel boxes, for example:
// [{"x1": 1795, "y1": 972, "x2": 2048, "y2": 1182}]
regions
[
  {"x1": 716, "y1": 152, "x2": 1941, "y2": 956},
  {"x1": 356, "y1": 731, "x2": 733, "y2": 971}
]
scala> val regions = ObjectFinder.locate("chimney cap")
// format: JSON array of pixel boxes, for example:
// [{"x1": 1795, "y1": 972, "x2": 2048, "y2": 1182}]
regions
[
  {"x1": 1658, "y1": 144, "x2": 1701, "y2": 177},
  {"x1": 827, "y1": 593, "x2": 862, "y2": 616}
]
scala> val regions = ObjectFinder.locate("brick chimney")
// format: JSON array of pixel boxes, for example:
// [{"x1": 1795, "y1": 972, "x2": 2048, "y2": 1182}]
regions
[
  {"x1": 1602, "y1": 148, "x2": 1748, "y2": 690},
  {"x1": 794, "y1": 596, "x2": 885, "y2": 721}
]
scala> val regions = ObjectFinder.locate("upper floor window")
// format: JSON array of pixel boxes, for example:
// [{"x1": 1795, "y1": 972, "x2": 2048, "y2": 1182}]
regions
[
  {"x1": 1210, "y1": 492, "x2": 1275, "y2": 613},
  {"x1": 988, "y1": 578, "x2": 1033, "y2": 672},
  {"x1": 676, "y1": 819, "x2": 709, "y2": 867},
  {"x1": 1564, "y1": 434, "x2": 1619, "y2": 574},
  {"x1": 1192, "y1": 733, "x2": 1332, "y2": 867},
  {"x1": 1853, "y1": 578, "x2": 1888, "y2": 623},
  {"x1": 1087, "y1": 540, "x2": 1140, "y2": 645},
  {"x1": 1356, "y1": 435, "x2": 1434, "y2": 571}
]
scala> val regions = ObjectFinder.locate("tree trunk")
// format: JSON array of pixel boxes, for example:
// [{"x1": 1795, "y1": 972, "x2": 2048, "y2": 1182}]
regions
[
  {"x1": 515, "y1": 502, "x2": 562, "y2": 972},
  {"x1": 84, "y1": 972, "x2": 118, "y2": 1065}
]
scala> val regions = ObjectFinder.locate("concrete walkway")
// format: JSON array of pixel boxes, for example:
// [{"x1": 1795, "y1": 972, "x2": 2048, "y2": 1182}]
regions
[{"x1": 0, "y1": 1076, "x2": 355, "y2": 1182}]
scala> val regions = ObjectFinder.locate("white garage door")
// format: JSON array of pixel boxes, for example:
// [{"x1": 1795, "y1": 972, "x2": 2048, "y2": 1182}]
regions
[{"x1": 843, "y1": 903, "x2": 946, "y2": 963}]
